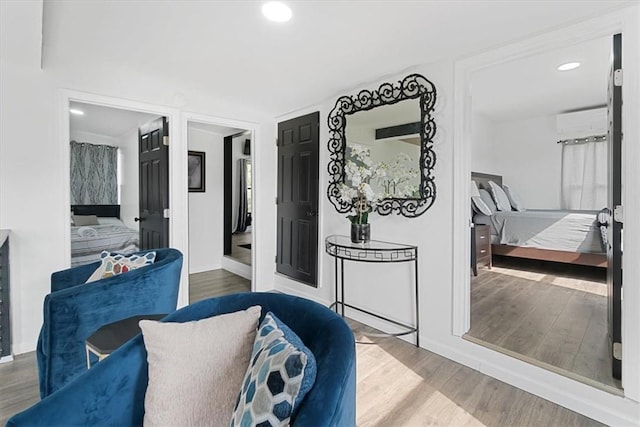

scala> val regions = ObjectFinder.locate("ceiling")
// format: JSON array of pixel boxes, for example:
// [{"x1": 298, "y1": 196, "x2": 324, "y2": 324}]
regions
[
  {"x1": 44, "y1": 1, "x2": 633, "y2": 117},
  {"x1": 70, "y1": 101, "x2": 246, "y2": 138},
  {"x1": 70, "y1": 102, "x2": 159, "y2": 138},
  {"x1": 472, "y1": 35, "x2": 611, "y2": 122}
]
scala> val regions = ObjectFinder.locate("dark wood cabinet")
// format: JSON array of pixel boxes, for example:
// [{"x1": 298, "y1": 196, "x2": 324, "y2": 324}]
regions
[{"x1": 472, "y1": 224, "x2": 492, "y2": 276}]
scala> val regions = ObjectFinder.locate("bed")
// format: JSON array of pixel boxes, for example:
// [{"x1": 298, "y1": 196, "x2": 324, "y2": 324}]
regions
[
  {"x1": 471, "y1": 172, "x2": 607, "y2": 267},
  {"x1": 70, "y1": 205, "x2": 140, "y2": 267}
]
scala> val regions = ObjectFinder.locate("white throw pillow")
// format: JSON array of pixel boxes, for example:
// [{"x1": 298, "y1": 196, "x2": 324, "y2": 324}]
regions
[
  {"x1": 503, "y1": 184, "x2": 526, "y2": 212},
  {"x1": 471, "y1": 180, "x2": 492, "y2": 215},
  {"x1": 140, "y1": 306, "x2": 262, "y2": 427},
  {"x1": 488, "y1": 180, "x2": 512, "y2": 211},
  {"x1": 478, "y1": 189, "x2": 497, "y2": 214},
  {"x1": 85, "y1": 251, "x2": 156, "y2": 283}
]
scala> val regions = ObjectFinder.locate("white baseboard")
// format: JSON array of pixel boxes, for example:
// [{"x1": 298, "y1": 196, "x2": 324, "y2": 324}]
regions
[
  {"x1": 221, "y1": 257, "x2": 252, "y2": 280},
  {"x1": 189, "y1": 263, "x2": 222, "y2": 275},
  {"x1": 0, "y1": 355, "x2": 14, "y2": 364}
]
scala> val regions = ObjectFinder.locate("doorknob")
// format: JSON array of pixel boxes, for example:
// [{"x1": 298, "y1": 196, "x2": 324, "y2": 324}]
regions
[
  {"x1": 306, "y1": 210, "x2": 318, "y2": 217},
  {"x1": 134, "y1": 217, "x2": 145, "y2": 222}
]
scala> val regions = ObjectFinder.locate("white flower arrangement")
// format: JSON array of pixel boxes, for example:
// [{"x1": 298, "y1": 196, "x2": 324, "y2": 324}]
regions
[{"x1": 339, "y1": 144, "x2": 420, "y2": 224}]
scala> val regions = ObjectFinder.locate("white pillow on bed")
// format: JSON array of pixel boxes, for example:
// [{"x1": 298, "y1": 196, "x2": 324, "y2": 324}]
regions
[
  {"x1": 503, "y1": 184, "x2": 525, "y2": 212},
  {"x1": 471, "y1": 181, "x2": 492, "y2": 215},
  {"x1": 478, "y1": 189, "x2": 497, "y2": 214},
  {"x1": 97, "y1": 217, "x2": 125, "y2": 226},
  {"x1": 488, "y1": 181, "x2": 512, "y2": 211}
]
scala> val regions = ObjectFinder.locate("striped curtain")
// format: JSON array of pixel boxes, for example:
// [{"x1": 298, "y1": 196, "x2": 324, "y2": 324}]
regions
[{"x1": 70, "y1": 141, "x2": 118, "y2": 205}]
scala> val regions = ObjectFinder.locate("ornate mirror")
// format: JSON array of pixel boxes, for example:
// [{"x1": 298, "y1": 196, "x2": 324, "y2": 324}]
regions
[{"x1": 327, "y1": 73, "x2": 437, "y2": 218}]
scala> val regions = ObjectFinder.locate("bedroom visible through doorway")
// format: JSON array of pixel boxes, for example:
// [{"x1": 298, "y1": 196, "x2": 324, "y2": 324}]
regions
[
  {"x1": 68, "y1": 101, "x2": 160, "y2": 267},
  {"x1": 464, "y1": 34, "x2": 622, "y2": 392}
]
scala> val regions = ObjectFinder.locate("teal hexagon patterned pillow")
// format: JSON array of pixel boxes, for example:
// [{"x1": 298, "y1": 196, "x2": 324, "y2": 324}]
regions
[{"x1": 230, "y1": 313, "x2": 309, "y2": 427}]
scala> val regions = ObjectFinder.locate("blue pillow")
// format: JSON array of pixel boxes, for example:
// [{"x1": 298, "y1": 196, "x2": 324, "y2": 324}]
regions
[
  {"x1": 270, "y1": 313, "x2": 317, "y2": 413},
  {"x1": 230, "y1": 312, "x2": 317, "y2": 426}
]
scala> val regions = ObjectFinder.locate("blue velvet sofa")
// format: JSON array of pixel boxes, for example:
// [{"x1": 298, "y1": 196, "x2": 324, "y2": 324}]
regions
[
  {"x1": 9, "y1": 292, "x2": 356, "y2": 427},
  {"x1": 36, "y1": 248, "x2": 183, "y2": 398}
]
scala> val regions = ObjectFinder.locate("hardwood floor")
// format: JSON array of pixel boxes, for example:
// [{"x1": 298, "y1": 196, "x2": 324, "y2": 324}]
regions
[
  {"x1": 0, "y1": 319, "x2": 602, "y2": 426},
  {"x1": 0, "y1": 353, "x2": 39, "y2": 426},
  {"x1": 189, "y1": 268, "x2": 251, "y2": 303},
  {"x1": 467, "y1": 256, "x2": 620, "y2": 391},
  {"x1": 352, "y1": 320, "x2": 602, "y2": 426},
  {"x1": 0, "y1": 268, "x2": 606, "y2": 425}
]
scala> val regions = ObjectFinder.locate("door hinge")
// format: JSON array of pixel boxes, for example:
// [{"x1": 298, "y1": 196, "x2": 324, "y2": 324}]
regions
[
  {"x1": 614, "y1": 69, "x2": 623, "y2": 87},
  {"x1": 613, "y1": 342, "x2": 622, "y2": 361},
  {"x1": 275, "y1": 256, "x2": 277, "y2": 263},
  {"x1": 163, "y1": 136, "x2": 169, "y2": 146},
  {"x1": 614, "y1": 205, "x2": 623, "y2": 223},
  {"x1": 276, "y1": 138, "x2": 279, "y2": 146},
  {"x1": 275, "y1": 197, "x2": 278, "y2": 205},
  {"x1": 163, "y1": 208, "x2": 170, "y2": 219}
]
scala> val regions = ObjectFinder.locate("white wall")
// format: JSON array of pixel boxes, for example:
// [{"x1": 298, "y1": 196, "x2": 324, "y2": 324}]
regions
[
  {"x1": 188, "y1": 126, "x2": 224, "y2": 273},
  {"x1": 272, "y1": 7, "x2": 640, "y2": 426},
  {"x1": 0, "y1": 1, "x2": 271, "y2": 355},
  {"x1": 470, "y1": 112, "x2": 497, "y2": 174},
  {"x1": 472, "y1": 114, "x2": 563, "y2": 209}
]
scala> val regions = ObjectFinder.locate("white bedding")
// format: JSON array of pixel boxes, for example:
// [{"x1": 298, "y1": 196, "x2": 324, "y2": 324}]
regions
[
  {"x1": 70, "y1": 219, "x2": 139, "y2": 267},
  {"x1": 474, "y1": 209, "x2": 604, "y2": 254}
]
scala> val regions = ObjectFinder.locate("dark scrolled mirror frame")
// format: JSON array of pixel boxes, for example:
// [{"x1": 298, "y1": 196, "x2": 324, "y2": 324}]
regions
[{"x1": 327, "y1": 73, "x2": 437, "y2": 218}]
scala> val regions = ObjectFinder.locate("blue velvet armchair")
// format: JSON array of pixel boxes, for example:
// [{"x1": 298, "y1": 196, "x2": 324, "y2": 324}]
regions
[
  {"x1": 36, "y1": 248, "x2": 183, "y2": 398},
  {"x1": 9, "y1": 292, "x2": 356, "y2": 427}
]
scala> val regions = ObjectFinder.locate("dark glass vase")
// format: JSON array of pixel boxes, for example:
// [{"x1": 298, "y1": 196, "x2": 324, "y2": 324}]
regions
[{"x1": 350, "y1": 223, "x2": 371, "y2": 244}]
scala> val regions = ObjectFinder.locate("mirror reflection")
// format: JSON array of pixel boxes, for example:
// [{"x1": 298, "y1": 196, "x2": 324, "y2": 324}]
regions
[
  {"x1": 327, "y1": 73, "x2": 437, "y2": 218},
  {"x1": 345, "y1": 100, "x2": 421, "y2": 198}
]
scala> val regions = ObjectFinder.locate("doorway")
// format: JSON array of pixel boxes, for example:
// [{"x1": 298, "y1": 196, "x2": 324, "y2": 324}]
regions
[
  {"x1": 459, "y1": 34, "x2": 622, "y2": 392},
  {"x1": 68, "y1": 101, "x2": 161, "y2": 267},
  {"x1": 185, "y1": 119, "x2": 255, "y2": 302}
]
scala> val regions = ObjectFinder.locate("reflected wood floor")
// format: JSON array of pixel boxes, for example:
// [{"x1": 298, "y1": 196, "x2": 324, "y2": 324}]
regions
[
  {"x1": 0, "y1": 267, "x2": 602, "y2": 426},
  {"x1": 467, "y1": 256, "x2": 620, "y2": 391}
]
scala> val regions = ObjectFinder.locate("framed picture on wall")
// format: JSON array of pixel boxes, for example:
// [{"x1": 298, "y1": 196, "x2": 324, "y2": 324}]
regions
[{"x1": 188, "y1": 151, "x2": 206, "y2": 192}]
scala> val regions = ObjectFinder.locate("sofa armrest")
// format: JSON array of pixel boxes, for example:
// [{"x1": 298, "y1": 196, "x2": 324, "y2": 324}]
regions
[
  {"x1": 50, "y1": 262, "x2": 99, "y2": 293},
  {"x1": 10, "y1": 337, "x2": 148, "y2": 426},
  {"x1": 39, "y1": 261, "x2": 180, "y2": 397}
]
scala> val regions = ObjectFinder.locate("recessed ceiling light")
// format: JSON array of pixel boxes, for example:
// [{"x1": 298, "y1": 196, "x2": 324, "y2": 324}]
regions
[
  {"x1": 262, "y1": 2, "x2": 292, "y2": 22},
  {"x1": 70, "y1": 108, "x2": 84, "y2": 115},
  {"x1": 557, "y1": 62, "x2": 581, "y2": 71}
]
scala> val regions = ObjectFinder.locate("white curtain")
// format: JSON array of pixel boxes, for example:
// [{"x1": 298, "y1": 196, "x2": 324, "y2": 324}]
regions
[{"x1": 560, "y1": 140, "x2": 607, "y2": 210}]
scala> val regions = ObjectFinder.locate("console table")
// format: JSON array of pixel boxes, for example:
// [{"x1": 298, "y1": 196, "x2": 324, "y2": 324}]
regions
[{"x1": 325, "y1": 235, "x2": 419, "y2": 347}]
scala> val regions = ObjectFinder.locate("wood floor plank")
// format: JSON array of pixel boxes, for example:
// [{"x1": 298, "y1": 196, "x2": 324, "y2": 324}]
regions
[
  {"x1": 496, "y1": 283, "x2": 571, "y2": 356},
  {"x1": 533, "y1": 291, "x2": 593, "y2": 370}
]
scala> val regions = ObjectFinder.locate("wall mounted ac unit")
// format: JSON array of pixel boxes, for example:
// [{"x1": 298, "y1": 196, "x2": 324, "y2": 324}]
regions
[{"x1": 556, "y1": 108, "x2": 607, "y2": 139}]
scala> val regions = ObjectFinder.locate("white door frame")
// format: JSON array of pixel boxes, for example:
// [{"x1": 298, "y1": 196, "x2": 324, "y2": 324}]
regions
[
  {"x1": 451, "y1": 10, "x2": 640, "y2": 401},
  {"x1": 58, "y1": 90, "x2": 189, "y2": 307},
  {"x1": 182, "y1": 112, "x2": 260, "y2": 291}
]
